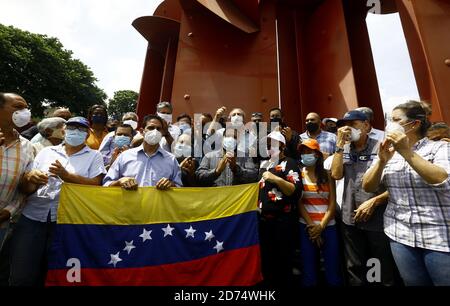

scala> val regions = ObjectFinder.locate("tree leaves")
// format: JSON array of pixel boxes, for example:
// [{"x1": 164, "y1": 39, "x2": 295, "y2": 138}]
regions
[
  {"x1": 107, "y1": 90, "x2": 138, "y2": 119},
  {"x1": 0, "y1": 24, "x2": 106, "y2": 117}
]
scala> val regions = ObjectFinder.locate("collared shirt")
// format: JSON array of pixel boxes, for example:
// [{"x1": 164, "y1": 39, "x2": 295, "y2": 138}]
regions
[
  {"x1": 103, "y1": 145, "x2": 182, "y2": 187},
  {"x1": 33, "y1": 137, "x2": 53, "y2": 154},
  {"x1": 0, "y1": 133, "x2": 35, "y2": 220},
  {"x1": 300, "y1": 130, "x2": 337, "y2": 155},
  {"x1": 22, "y1": 144, "x2": 106, "y2": 222},
  {"x1": 196, "y1": 149, "x2": 258, "y2": 187},
  {"x1": 86, "y1": 128, "x2": 109, "y2": 150},
  {"x1": 330, "y1": 137, "x2": 386, "y2": 231},
  {"x1": 372, "y1": 138, "x2": 450, "y2": 252},
  {"x1": 368, "y1": 128, "x2": 385, "y2": 142},
  {"x1": 99, "y1": 132, "x2": 140, "y2": 165}
]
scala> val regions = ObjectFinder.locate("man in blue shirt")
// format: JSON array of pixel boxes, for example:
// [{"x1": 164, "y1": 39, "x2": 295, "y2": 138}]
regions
[{"x1": 103, "y1": 114, "x2": 182, "y2": 190}]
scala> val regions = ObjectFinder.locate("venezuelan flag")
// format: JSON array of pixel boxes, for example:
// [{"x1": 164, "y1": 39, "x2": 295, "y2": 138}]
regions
[{"x1": 46, "y1": 183, "x2": 262, "y2": 286}]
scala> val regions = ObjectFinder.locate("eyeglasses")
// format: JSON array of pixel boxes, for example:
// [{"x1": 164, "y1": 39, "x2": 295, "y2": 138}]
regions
[{"x1": 252, "y1": 112, "x2": 263, "y2": 117}]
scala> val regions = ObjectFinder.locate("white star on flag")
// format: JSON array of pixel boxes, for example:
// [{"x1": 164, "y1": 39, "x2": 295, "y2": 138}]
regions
[
  {"x1": 213, "y1": 241, "x2": 224, "y2": 253},
  {"x1": 162, "y1": 224, "x2": 175, "y2": 237},
  {"x1": 108, "y1": 252, "x2": 122, "y2": 267},
  {"x1": 139, "y1": 229, "x2": 152, "y2": 242},
  {"x1": 123, "y1": 241, "x2": 136, "y2": 254},
  {"x1": 184, "y1": 226, "x2": 196, "y2": 238},
  {"x1": 204, "y1": 230, "x2": 215, "y2": 241}
]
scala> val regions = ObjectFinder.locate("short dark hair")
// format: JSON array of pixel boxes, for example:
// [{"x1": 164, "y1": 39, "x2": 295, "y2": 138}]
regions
[
  {"x1": 394, "y1": 100, "x2": 431, "y2": 137},
  {"x1": 177, "y1": 113, "x2": 192, "y2": 124},
  {"x1": 429, "y1": 122, "x2": 449, "y2": 131},
  {"x1": 142, "y1": 114, "x2": 164, "y2": 128},
  {"x1": 115, "y1": 123, "x2": 134, "y2": 135},
  {"x1": 269, "y1": 107, "x2": 283, "y2": 116},
  {"x1": 87, "y1": 104, "x2": 107, "y2": 120},
  {"x1": 202, "y1": 113, "x2": 213, "y2": 120}
]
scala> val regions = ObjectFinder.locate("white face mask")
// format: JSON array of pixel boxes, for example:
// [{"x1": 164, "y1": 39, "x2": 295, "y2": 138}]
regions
[
  {"x1": 12, "y1": 109, "x2": 31, "y2": 128},
  {"x1": 385, "y1": 120, "x2": 416, "y2": 135},
  {"x1": 230, "y1": 115, "x2": 244, "y2": 126},
  {"x1": 123, "y1": 120, "x2": 138, "y2": 130},
  {"x1": 222, "y1": 137, "x2": 237, "y2": 152},
  {"x1": 350, "y1": 127, "x2": 362, "y2": 142},
  {"x1": 157, "y1": 112, "x2": 173, "y2": 125},
  {"x1": 385, "y1": 121, "x2": 405, "y2": 134},
  {"x1": 144, "y1": 129, "x2": 162, "y2": 145}
]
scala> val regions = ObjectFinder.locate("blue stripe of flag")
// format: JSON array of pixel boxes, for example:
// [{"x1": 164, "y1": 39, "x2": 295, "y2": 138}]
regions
[{"x1": 48, "y1": 211, "x2": 259, "y2": 270}]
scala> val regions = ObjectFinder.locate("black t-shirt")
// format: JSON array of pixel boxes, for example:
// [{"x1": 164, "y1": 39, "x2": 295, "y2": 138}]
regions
[{"x1": 258, "y1": 157, "x2": 303, "y2": 216}]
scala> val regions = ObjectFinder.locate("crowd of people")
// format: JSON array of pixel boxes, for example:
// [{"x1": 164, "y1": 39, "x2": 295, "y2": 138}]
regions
[{"x1": 0, "y1": 91, "x2": 449, "y2": 287}]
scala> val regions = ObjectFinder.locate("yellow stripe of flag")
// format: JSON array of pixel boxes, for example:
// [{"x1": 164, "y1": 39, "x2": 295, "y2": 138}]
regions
[{"x1": 57, "y1": 183, "x2": 260, "y2": 225}]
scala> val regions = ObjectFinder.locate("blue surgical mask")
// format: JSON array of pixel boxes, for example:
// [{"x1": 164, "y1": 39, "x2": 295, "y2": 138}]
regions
[
  {"x1": 113, "y1": 135, "x2": 131, "y2": 148},
  {"x1": 301, "y1": 154, "x2": 318, "y2": 167},
  {"x1": 65, "y1": 129, "x2": 87, "y2": 146}
]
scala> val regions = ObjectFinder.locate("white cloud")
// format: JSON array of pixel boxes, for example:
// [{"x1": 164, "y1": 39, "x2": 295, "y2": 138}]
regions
[{"x1": 0, "y1": 0, "x2": 164, "y2": 99}]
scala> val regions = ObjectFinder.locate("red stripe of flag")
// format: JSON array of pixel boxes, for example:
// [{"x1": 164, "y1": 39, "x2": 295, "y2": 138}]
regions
[{"x1": 46, "y1": 245, "x2": 262, "y2": 286}]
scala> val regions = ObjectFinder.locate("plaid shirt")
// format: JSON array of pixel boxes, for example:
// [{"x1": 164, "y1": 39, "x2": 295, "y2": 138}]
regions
[
  {"x1": 300, "y1": 130, "x2": 336, "y2": 155},
  {"x1": 373, "y1": 138, "x2": 450, "y2": 252},
  {"x1": 0, "y1": 133, "x2": 35, "y2": 220}
]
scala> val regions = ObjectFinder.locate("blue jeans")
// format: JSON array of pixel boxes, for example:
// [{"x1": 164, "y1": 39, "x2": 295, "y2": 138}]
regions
[
  {"x1": 299, "y1": 223, "x2": 343, "y2": 286},
  {"x1": 9, "y1": 215, "x2": 55, "y2": 286},
  {"x1": 390, "y1": 240, "x2": 450, "y2": 286}
]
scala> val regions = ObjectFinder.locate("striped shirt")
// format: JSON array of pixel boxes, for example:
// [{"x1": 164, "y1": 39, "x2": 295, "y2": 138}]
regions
[
  {"x1": 0, "y1": 133, "x2": 35, "y2": 219},
  {"x1": 299, "y1": 170, "x2": 335, "y2": 226},
  {"x1": 372, "y1": 138, "x2": 450, "y2": 253}
]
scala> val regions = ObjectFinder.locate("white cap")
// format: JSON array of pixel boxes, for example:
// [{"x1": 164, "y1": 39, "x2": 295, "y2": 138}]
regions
[
  {"x1": 322, "y1": 118, "x2": 338, "y2": 125},
  {"x1": 266, "y1": 131, "x2": 286, "y2": 144}
]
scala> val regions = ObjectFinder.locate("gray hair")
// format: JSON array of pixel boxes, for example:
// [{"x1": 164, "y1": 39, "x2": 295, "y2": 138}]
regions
[
  {"x1": 355, "y1": 107, "x2": 374, "y2": 122},
  {"x1": 156, "y1": 101, "x2": 173, "y2": 113},
  {"x1": 122, "y1": 112, "x2": 139, "y2": 121},
  {"x1": 37, "y1": 117, "x2": 66, "y2": 136}
]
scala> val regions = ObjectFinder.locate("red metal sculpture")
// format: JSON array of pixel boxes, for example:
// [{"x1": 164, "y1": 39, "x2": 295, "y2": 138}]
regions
[{"x1": 133, "y1": 0, "x2": 450, "y2": 131}]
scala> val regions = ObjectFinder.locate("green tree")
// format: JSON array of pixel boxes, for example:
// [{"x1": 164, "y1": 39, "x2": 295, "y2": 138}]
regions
[
  {"x1": 0, "y1": 24, "x2": 106, "y2": 116},
  {"x1": 107, "y1": 90, "x2": 138, "y2": 119}
]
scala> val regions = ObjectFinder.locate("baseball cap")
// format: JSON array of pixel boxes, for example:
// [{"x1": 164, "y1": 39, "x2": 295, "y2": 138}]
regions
[
  {"x1": 322, "y1": 118, "x2": 338, "y2": 125},
  {"x1": 298, "y1": 138, "x2": 321, "y2": 152},
  {"x1": 66, "y1": 117, "x2": 90, "y2": 128},
  {"x1": 266, "y1": 131, "x2": 286, "y2": 144},
  {"x1": 337, "y1": 111, "x2": 368, "y2": 127}
]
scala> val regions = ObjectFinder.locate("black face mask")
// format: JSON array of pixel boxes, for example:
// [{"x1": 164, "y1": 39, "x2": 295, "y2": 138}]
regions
[
  {"x1": 92, "y1": 115, "x2": 107, "y2": 125},
  {"x1": 107, "y1": 126, "x2": 117, "y2": 132},
  {"x1": 270, "y1": 118, "x2": 282, "y2": 124},
  {"x1": 327, "y1": 127, "x2": 337, "y2": 134},
  {"x1": 306, "y1": 122, "x2": 319, "y2": 133}
]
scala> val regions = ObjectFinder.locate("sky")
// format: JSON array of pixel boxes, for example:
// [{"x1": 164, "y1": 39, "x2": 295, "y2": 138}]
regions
[
  {"x1": 0, "y1": 0, "x2": 419, "y2": 114},
  {"x1": 0, "y1": 0, "x2": 163, "y2": 100}
]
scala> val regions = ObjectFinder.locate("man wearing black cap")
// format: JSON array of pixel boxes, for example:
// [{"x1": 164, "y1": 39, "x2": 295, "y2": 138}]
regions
[{"x1": 330, "y1": 110, "x2": 397, "y2": 286}]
